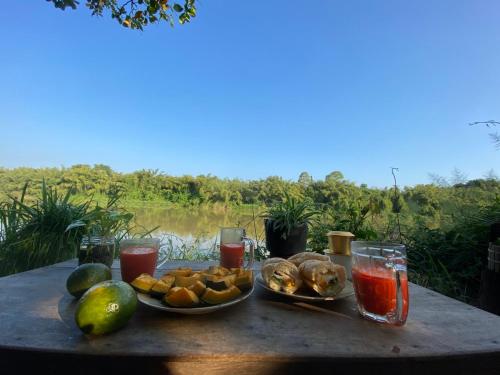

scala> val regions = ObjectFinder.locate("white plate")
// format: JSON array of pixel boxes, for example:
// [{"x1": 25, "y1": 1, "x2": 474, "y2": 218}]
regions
[
  {"x1": 256, "y1": 275, "x2": 354, "y2": 302},
  {"x1": 137, "y1": 284, "x2": 254, "y2": 315}
]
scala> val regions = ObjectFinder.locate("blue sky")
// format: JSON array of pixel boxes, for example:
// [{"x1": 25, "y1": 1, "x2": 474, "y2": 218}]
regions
[{"x1": 1, "y1": 1, "x2": 499, "y2": 187}]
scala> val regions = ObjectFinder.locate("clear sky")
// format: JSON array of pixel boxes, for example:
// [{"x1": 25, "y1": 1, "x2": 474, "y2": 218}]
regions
[{"x1": 1, "y1": 1, "x2": 499, "y2": 187}]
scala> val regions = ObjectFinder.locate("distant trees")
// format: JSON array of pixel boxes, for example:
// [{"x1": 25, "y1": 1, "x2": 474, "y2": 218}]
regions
[
  {"x1": 325, "y1": 171, "x2": 344, "y2": 183},
  {"x1": 298, "y1": 172, "x2": 313, "y2": 187}
]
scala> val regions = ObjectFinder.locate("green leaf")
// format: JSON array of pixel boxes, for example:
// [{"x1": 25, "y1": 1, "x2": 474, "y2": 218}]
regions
[{"x1": 173, "y1": 4, "x2": 183, "y2": 12}]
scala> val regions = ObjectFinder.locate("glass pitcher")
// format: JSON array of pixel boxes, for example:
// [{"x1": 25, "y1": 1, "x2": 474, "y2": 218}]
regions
[
  {"x1": 351, "y1": 242, "x2": 409, "y2": 325},
  {"x1": 119, "y1": 238, "x2": 168, "y2": 282},
  {"x1": 219, "y1": 227, "x2": 254, "y2": 270}
]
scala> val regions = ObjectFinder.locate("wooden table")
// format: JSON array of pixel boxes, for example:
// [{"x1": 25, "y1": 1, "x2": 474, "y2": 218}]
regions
[{"x1": 1, "y1": 260, "x2": 500, "y2": 375}]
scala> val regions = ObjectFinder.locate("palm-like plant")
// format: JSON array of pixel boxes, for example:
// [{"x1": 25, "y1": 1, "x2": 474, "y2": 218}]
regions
[{"x1": 262, "y1": 193, "x2": 319, "y2": 239}]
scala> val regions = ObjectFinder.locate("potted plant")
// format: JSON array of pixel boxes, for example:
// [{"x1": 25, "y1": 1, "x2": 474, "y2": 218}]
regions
[
  {"x1": 67, "y1": 194, "x2": 134, "y2": 267},
  {"x1": 262, "y1": 194, "x2": 318, "y2": 258}
]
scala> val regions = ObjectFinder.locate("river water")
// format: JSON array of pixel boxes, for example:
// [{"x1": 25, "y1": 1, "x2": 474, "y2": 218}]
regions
[{"x1": 130, "y1": 206, "x2": 265, "y2": 259}]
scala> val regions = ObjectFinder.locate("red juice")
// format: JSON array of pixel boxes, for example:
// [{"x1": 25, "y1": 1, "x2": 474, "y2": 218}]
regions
[
  {"x1": 120, "y1": 246, "x2": 158, "y2": 283},
  {"x1": 352, "y1": 266, "x2": 409, "y2": 320},
  {"x1": 220, "y1": 243, "x2": 245, "y2": 269}
]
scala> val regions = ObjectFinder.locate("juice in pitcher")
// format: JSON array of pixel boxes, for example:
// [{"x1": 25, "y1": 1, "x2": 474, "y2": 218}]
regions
[
  {"x1": 352, "y1": 266, "x2": 409, "y2": 319},
  {"x1": 120, "y1": 246, "x2": 158, "y2": 283},
  {"x1": 119, "y1": 238, "x2": 167, "y2": 283},
  {"x1": 351, "y1": 242, "x2": 409, "y2": 325}
]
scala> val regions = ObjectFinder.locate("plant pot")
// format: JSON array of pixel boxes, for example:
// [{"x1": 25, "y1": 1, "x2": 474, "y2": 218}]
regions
[
  {"x1": 264, "y1": 219, "x2": 308, "y2": 258},
  {"x1": 78, "y1": 236, "x2": 115, "y2": 268}
]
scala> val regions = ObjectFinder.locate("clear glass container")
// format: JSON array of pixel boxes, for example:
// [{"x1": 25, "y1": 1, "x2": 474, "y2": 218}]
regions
[
  {"x1": 351, "y1": 241, "x2": 409, "y2": 325},
  {"x1": 79, "y1": 236, "x2": 115, "y2": 268}
]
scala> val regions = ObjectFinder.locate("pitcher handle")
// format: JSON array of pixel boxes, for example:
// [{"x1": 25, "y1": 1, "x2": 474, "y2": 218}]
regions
[
  {"x1": 156, "y1": 242, "x2": 170, "y2": 269},
  {"x1": 390, "y1": 263, "x2": 407, "y2": 325},
  {"x1": 242, "y1": 237, "x2": 254, "y2": 270}
]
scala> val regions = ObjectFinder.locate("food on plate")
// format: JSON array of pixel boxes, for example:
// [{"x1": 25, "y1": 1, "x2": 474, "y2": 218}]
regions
[
  {"x1": 188, "y1": 280, "x2": 207, "y2": 297},
  {"x1": 66, "y1": 263, "x2": 112, "y2": 298},
  {"x1": 206, "y1": 265, "x2": 230, "y2": 276},
  {"x1": 130, "y1": 273, "x2": 157, "y2": 293},
  {"x1": 131, "y1": 266, "x2": 254, "y2": 308},
  {"x1": 160, "y1": 274, "x2": 175, "y2": 285},
  {"x1": 205, "y1": 274, "x2": 237, "y2": 291},
  {"x1": 75, "y1": 280, "x2": 137, "y2": 335},
  {"x1": 262, "y1": 257, "x2": 288, "y2": 267},
  {"x1": 202, "y1": 285, "x2": 242, "y2": 305},
  {"x1": 174, "y1": 273, "x2": 202, "y2": 288},
  {"x1": 287, "y1": 252, "x2": 330, "y2": 267},
  {"x1": 150, "y1": 279, "x2": 173, "y2": 297},
  {"x1": 261, "y1": 258, "x2": 302, "y2": 294},
  {"x1": 233, "y1": 270, "x2": 253, "y2": 291},
  {"x1": 298, "y1": 260, "x2": 346, "y2": 297},
  {"x1": 163, "y1": 287, "x2": 199, "y2": 307},
  {"x1": 166, "y1": 268, "x2": 192, "y2": 277},
  {"x1": 167, "y1": 286, "x2": 182, "y2": 295}
]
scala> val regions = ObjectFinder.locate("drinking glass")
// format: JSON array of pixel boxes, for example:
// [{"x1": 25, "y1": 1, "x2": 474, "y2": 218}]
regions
[
  {"x1": 119, "y1": 238, "x2": 168, "y2": 283},
  {"x1": 79, "y1": 236, "x2": 115, "y2": 268},
  {"x1": 351, "y1": 241, "x2": 409, "y2": 325},
  {"x1": 219, "y1": 228, "x2": 254, "y2": 269}
]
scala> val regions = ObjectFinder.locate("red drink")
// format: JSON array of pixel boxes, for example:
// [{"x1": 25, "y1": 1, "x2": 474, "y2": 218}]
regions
[
  {"x1": 220, "y1": 243, "x2": 245, "y2": 269},
  {"x1": 120, "y1": 246, "x2": 158, "y2": 283},
  {"x1": 352, "y1": 266, "x2": 409, "y2": 322}
]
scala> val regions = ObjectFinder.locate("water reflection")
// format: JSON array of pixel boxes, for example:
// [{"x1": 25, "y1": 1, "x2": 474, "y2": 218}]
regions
[{"x1": 131, "y1": 206, "x2": 265, "y2": 239}]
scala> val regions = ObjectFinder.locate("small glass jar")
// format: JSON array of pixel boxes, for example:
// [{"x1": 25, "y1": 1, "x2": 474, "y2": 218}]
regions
[{"x1": 78, "y1": 236, "x2": 115, "y2": 268}]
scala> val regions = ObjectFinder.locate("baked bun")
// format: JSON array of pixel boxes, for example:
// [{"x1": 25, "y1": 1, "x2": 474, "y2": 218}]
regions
[
  {"x1": 298, "y1": 260, "x2": 346, "y2": 297},
  {"x1": 287, "y1": 252, "x2": 330, "y2": 267},
  {"x1": 261, "y1": 258, "x2": 302, "y2": 294}
]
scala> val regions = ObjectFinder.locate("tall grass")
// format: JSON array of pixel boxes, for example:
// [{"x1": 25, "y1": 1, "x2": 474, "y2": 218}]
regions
[
  {"x1": 0, "y1": 182, "x2": 89, "y2": 276},
  {"x1": 405, "y1": 197, "x2": 500, "y2": 303}
]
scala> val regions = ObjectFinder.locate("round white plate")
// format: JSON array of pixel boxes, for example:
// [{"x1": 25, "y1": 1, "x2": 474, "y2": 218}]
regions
[
  {"x1": 256, "y1": 275, "x2": 354, "y2": 302},
  {"x1": 137, "y1": 285, "x2": 255, "y2": 315}
]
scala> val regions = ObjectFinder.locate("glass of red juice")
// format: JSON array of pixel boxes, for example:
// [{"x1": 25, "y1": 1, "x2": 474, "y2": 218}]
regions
[
  {"x1": 219, "y1": 228, "x2": 254, "y2": 269},
  {"x1": 351, "y1": 242, "x2": 409, "y2": 326},
  {"x1": 119, "y1": 238, "x2": 168, "y2": 283}
]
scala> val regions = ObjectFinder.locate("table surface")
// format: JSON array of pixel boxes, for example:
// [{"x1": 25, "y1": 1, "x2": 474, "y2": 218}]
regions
[{"x1": 1, "y1": 259, "x2": 500, "y2": 374}]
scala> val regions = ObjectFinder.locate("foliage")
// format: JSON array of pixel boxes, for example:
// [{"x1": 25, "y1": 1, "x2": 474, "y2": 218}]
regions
[
  {"x1": 160, "y1": 233, "x2": 216, "y2": 261},
  {"x1": 1, "y1": 165, "x2": 500, "y2": 303},
  {"x1": 405, "y1": 197, "x2": 500, "y2": 303},
  {"x1": 261, "y1": 193, "x2": 319, "y2": 239},
  {"x1": 309, "y1": 201, "x2": 378, "y2": 252},
  {"x1": 48, "y1": 0, "x2": 196, "y2": 29},
  {"x1": 0, "y1": 181, "x2": 150, "y2": 276},
  {"x1": 67, "y1": 190, "x2": 141, "y2": 241},
  {"x1": 0, "y1": 181, "x2": 89, "y2": 276}
]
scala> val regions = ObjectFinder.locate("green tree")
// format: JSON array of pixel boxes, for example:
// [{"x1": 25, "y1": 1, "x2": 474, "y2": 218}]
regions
[
  {"x1": 298, "y1": 172, "x2": 313, "y2": 188},
  {"x1": 48, "y1": 0, "x2": 197, "y2": 29},
  {"x1": 325, "y1": 171, "x2": 344, "y2": 183}
]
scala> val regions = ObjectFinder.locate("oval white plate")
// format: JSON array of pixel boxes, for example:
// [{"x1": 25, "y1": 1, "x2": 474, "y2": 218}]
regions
[
  {"x1": 137, "y1": 284, "x2": 254, "y2": 315},
  {"x1": 256, "y1": 275, "x2": 354, "y2": 302}
]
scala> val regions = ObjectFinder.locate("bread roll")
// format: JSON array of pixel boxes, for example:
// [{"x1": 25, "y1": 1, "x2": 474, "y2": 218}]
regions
[
  {"x1": 261, "y1": 258, "x2": 302, "y2": 294},
  {"x1": 287, "y1": 252, "x2": 330, "y2": 267},
  {"x1": 298, "y1": 259, "x2": 346, "y2": 297}
]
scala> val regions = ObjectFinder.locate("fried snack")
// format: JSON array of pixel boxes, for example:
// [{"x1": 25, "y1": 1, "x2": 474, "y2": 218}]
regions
[
  {"x1": 262, "y1": 257, "x2": 288, "y2": 267},
  {"x1": 298, "y1": 260, "x2": 346, "y2": 297},
  {"x1": 261, "y1": 258, "x2": 302, "y2": 294},
  {"x1": 287, "y1": 252, "x2": 330, "y2": 267}
]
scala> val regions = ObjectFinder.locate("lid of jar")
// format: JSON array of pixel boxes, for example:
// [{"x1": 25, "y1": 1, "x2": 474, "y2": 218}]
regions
[{"x1": 326, "y1": 231, "x2": 355, "y2": 237}]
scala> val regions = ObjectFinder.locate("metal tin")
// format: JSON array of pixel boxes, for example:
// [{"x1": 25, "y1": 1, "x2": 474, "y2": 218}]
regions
[{"x1": 327, "y1": 231, "x2": 355, "y2": 255}]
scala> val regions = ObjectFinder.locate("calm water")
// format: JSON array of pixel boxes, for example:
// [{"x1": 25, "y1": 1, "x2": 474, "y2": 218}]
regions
[{"x1": 131, "y1": 206, "x2": 265, "y2": 243}]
